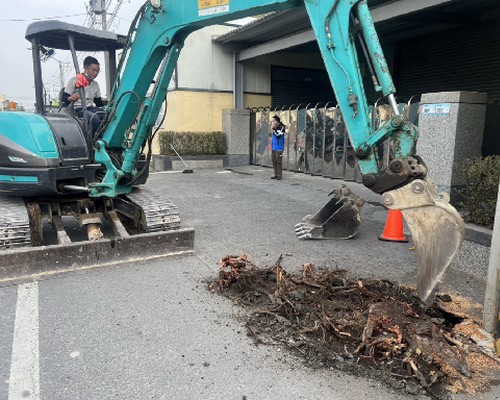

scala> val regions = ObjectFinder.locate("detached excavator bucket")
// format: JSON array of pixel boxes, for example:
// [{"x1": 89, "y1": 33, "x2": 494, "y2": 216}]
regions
[
  {"x1": 382, "y1": 178, "x2": 465, "y2": 304},
  {"x1": 295, "y1": 185, "x2": 364, "y2": 240}
]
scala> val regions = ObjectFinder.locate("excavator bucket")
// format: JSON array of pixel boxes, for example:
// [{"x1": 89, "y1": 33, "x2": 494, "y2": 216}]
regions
[
  {"x1": 382, "y1": 178, "x2": 465, "y2": 304},
  {"x1": 295, "y1": 185, "x2": 364, "y2": 240}
]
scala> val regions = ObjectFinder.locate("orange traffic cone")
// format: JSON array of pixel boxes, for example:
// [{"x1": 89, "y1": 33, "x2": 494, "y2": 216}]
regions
[{"x1": 378, "y1": 209, "x2": 408, "y2": 243}]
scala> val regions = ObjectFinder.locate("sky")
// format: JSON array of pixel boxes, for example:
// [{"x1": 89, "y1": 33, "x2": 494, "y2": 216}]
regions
[{"x1": 0, "y1": 1, "x2": 142, "y2": 110}]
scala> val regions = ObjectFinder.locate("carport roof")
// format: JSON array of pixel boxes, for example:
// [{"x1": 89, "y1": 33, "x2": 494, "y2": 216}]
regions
[
  {"x1": 214, "y1": 0, "x2": 500, "y2": 46},
  {"x1": 214, "y1": 9, "x2": 309, "y2": 45}
]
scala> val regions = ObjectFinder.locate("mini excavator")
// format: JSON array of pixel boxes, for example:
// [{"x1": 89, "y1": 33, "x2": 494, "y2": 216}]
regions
[{"x1": 0, "y1": 0, "x2": 464, "y2": 302}]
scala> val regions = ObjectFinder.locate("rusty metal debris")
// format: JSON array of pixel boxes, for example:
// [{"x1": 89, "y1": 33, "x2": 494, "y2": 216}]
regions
[{"x1": 211, "y1": 255, "x2": 500, "y2": 399}]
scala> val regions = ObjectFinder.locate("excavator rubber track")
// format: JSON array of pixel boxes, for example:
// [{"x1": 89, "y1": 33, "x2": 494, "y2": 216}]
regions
[
  {"x1": 124, "y1": 187, "x2": 181, "y2": 232},
  {"x1": 0, "y1": 196, "x2": 31, "y2": 250}
]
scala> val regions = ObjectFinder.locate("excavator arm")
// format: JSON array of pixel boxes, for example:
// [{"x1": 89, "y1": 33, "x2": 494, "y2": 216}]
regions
[
  {"x1": 303, "y1": 0, "x2": 464, "y2": 303},
  {"x1": 90, "y1": 0, "x2": 464, "y2": 303}
]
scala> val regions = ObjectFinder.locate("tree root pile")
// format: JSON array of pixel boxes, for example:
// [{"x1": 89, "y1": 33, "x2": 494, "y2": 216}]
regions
[{"x1": 209, "y1": 255, "x2": 500, "y2": 399}]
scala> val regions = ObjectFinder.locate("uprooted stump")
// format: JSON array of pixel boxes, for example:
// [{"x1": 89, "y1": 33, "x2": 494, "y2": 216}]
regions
[{"x1": 209, "y1": 255, "x2": 500, "y2": 399}]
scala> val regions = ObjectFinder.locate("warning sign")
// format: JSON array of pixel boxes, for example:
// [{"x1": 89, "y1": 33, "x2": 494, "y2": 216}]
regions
[{"x1": 198, "y1": 0, "x2": 229, "y2": 16}]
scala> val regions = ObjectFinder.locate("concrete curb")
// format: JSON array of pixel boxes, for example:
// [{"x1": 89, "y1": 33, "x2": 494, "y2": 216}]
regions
[
  {"x1": 465, "y1": 223, "x2": 493, "y2": 246},
  {"x1": 152, "y1": 154, "x2": 228, "y2": 171},
  {"x1": 0, "y1": 228, "x2": 195, "y2": 286}
]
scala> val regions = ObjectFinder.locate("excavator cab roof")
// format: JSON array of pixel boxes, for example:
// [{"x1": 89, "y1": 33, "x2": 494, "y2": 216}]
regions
[
  {"x1": 25, "y1": 20, "x2": 126, "y2": 52},
  {"x1": 26, "y1": 20, "x2": 127, "y2": 114}
]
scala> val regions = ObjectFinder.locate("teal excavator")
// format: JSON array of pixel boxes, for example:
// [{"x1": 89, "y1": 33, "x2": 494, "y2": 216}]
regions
[{"x1": 0, "y1": 0, "x2": 464, "y2": 303}]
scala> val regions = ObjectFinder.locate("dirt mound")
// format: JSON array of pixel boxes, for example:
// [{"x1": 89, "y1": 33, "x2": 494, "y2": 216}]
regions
[{"x1": 209, "y1": 254, "x2": 500, "y2": 399}]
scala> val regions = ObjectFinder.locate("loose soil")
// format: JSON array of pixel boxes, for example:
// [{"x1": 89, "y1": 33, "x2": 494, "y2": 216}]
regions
[{"x1": 208, "y1": 254, "x2": 500, "y2": 399}]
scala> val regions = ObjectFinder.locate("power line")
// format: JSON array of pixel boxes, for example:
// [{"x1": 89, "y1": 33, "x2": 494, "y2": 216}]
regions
[
  {"x1": 6, "y1": 97, "x2": 35, "y2": 100},
  {"x1": 0, "y1": 13, "x2": 87, "y2": 22},
  {"x1": 110, "y1": 14, "x2": 131, "y2": 25}
]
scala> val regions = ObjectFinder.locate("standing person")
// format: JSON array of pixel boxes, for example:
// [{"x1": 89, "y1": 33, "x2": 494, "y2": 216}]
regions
[
  {"x1": 270, "y1": 115, "x2": 285, "y2": 180},
  {"x1": 62, "y1": 56, "x2": 105, "y2": 134}
]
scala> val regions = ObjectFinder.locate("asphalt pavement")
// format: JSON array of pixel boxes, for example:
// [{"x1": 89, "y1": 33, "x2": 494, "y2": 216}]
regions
[{"x1": 0, "y1": 166, "x2": 496, "y2": 400}]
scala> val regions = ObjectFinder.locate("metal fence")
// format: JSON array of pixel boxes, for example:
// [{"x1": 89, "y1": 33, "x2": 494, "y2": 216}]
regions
[{"x1": 250, "y1": 100, "x2": 420, "y2": 182}]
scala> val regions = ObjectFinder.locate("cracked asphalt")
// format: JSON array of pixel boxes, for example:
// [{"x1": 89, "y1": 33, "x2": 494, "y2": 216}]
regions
[{"x1": 0, "y1": 166, "x2": 496, "y2": 400}]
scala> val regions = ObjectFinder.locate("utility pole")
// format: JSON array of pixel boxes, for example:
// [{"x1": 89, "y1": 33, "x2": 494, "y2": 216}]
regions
[
  {"x1": 101, "y1": 0, "x2": 107, "y2": 30},
  {"x1": 90, "y1": 0, "x2": 112, "y2": 97},
  {"x1": 58, "y1": 61, "x2": 65, "y2": 90},
  {"x1": 101, "y1": 0, "x2": 112, "y2": 98}
]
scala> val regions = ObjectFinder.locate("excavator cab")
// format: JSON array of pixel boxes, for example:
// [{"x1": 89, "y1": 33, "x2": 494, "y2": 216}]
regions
[
  {"x1": 0, "y1": 21, "x2": 164, "y2": 251},
  {"x1": 0, "y1": 22, "x2": 148, "y2": 196},
  {"x1": 27, "y1": 22, "x2": 126, "y2": 183},
  {"x1": 26, "y1": 20, "x2": 125, "y2": 116}
]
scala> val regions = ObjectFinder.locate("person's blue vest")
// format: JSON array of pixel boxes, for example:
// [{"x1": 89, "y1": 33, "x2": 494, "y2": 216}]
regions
[{"x1": 272, "y1": 123, "x2": 285, "y2": 151}]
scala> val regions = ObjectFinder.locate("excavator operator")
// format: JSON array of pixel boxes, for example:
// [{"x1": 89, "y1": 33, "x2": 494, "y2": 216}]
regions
[{"x1": 62, "y1": 56, "x2": 105, "y2": 133}]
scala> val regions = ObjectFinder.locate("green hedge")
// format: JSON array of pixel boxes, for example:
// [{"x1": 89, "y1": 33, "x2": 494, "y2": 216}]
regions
[
  {"x1": 456, "y1": 155, "x2": 499, "y2": 228},
  {"x1": 158, "y1": 131, "x2": 226, "y2": 156}
]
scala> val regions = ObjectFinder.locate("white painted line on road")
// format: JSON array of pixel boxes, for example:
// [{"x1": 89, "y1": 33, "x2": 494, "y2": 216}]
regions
[
  {"x1": 150, "y1": 170, "x2": 183, "y2": 175},
  {"x1": 8, "y1": 282, "x2": 40, "y2": 400}
]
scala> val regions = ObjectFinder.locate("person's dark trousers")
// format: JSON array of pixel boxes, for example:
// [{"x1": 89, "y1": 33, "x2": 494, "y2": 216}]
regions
[
  {"x1": 272, "y1": 150, "x2": 283, "y2": 178},
  {"x1": 76, "y1": 107, "x2": 105, "y2": 134}
]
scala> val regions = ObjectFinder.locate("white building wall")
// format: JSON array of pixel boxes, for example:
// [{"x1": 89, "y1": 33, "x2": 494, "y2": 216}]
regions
[
  {"x1": 175, "y1": 27, "x2": 327, "y2": 95},
  {"x1": 176, "y1": 26, "x2": 235, "y2": 91}
]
